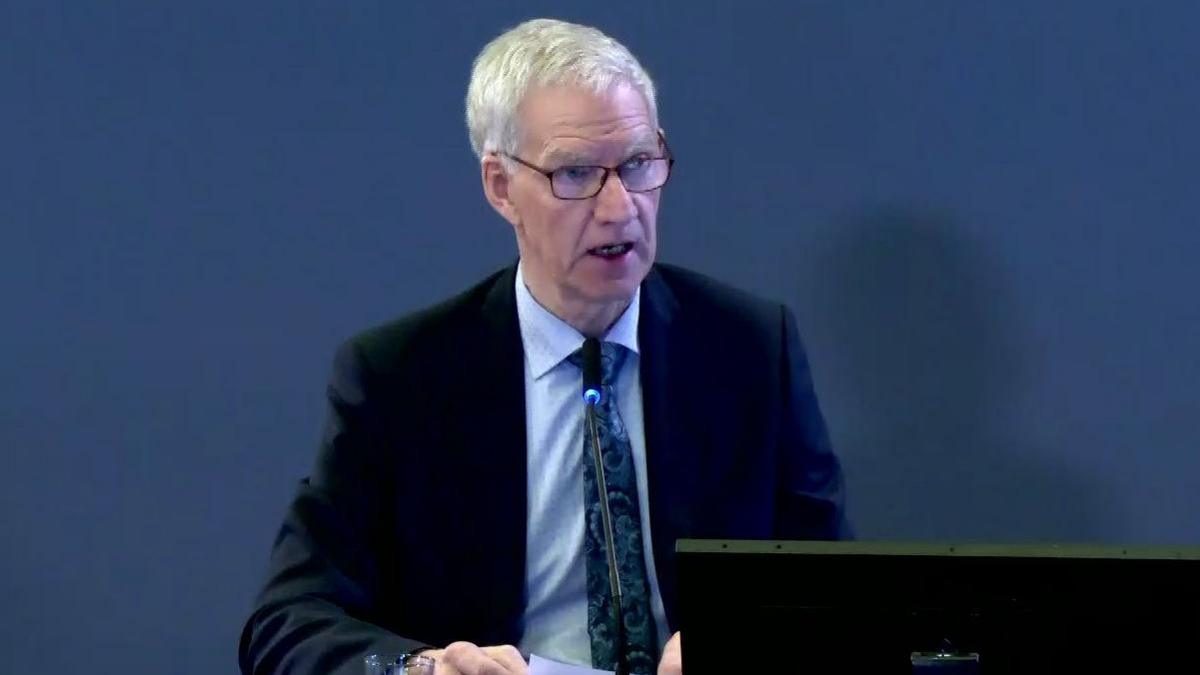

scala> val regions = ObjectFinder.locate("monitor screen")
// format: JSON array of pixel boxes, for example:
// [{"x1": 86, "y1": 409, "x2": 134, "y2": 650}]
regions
[{"x1": 676, "y1": 540, "x2": 1200, "y2": 674}]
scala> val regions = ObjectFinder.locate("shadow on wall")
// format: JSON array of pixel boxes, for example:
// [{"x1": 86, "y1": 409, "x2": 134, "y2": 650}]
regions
[{"x1": 806, "y1": 207, "x2": 1110, "y2": 543}]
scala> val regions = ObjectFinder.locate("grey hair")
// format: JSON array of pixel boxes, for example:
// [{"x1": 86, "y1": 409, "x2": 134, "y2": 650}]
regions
[{"x1": 465, "y1": 18, "x2": 659, "y2": 159}]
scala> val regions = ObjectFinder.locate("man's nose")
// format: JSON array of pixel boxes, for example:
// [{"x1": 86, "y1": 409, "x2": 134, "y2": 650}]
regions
[{"x1": 593, "y1": 170, "x2": 637, "y2": 223}]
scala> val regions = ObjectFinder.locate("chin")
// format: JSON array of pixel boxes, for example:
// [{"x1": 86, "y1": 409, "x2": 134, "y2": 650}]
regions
[
  {"x1": 581, "y1": 275, "x2": 642, "y2": 305},
  {"x1": 569, "y1": 253, "x2": 652, "y2": 301}
]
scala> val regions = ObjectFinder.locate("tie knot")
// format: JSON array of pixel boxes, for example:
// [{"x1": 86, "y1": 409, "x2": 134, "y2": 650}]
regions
[{"x1": 567, "y1": 341, "x2": 627, "y2": 386}]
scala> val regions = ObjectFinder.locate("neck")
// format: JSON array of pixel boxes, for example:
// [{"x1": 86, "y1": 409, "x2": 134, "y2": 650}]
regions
[
  {"x1": 521, "y1": 271, "x2": 631, "y2": 338},
  {"x1": 563, "y1": 298, "x2": 630, "y2": 338}
]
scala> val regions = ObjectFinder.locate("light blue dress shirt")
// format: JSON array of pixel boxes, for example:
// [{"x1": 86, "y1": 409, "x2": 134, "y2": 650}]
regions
[{"x1": 514, "y1": 262, "x2": 669, "y2": 666}]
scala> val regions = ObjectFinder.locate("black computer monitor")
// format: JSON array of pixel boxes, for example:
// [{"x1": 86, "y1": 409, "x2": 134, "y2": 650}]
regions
[{"x1": 676, "y1": 540, "x2": 1200, "y2": 673}]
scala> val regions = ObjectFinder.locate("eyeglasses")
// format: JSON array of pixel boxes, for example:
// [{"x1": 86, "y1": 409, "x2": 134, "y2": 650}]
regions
[{"x1": 501, "y1": 138, "x2": 674, "y2": 200}]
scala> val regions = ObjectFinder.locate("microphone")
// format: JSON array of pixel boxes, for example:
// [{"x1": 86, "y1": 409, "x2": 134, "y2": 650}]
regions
[
  {"x1": 581, "y1": 337, "x2": 603, "y2": 406},
  {"x1": 580, "y1": 337, "x2": 627, "y2": 675}
]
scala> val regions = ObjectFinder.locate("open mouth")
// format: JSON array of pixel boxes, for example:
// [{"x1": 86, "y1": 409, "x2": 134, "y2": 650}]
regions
[{"x1": 587, "y1": 242, "x2": 634, "y2": 259}]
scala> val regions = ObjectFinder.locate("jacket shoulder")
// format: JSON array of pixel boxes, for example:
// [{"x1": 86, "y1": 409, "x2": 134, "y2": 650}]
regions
[
  {"x1": 340, "y1": 267, "x2": 510, "y2": 379},
  {"x1": 652, "y1": 262, "x2": 786, "y2": 329}
]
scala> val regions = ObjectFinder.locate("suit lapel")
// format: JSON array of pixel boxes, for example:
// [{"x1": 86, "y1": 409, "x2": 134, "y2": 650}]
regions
[
  {"x1": 468, "y1": 263, "x2": 529, "y2": 644},
  {"x1": 638, "y1": 266, "x2": 693, "y2": 631}
]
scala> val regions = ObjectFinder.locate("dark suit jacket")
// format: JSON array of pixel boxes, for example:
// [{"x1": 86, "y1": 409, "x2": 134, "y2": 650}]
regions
[{"x1": 239, "y1": 262, "x2": 850, "y2": 674}]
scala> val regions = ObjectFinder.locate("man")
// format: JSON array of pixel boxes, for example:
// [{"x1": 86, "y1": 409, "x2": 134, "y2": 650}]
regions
[{"x1": 240, "y1": 18, "x2": 850, "y2": 675}]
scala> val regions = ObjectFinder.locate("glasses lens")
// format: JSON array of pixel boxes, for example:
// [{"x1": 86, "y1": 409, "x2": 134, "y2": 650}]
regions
[
  {"x1": 551, "y1": 166, "x2": 605, "y2": 199},
  {"x1": 620, "y1": 158, "x2": 669, "y2": 192}
]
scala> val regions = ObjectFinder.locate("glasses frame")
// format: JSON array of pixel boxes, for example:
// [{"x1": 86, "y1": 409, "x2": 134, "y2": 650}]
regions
[{"x1": 500, "y1": 134, "x2": 675, "y2": 200}]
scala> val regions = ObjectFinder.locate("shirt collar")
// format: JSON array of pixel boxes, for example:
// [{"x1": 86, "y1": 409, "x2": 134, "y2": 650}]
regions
[{"x1": 514, "y1": 260, "x2": 641, "y2": 381}]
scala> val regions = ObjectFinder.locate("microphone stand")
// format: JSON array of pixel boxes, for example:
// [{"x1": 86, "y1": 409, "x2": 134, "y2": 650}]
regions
[{"x1": 582, "y1": 338, "x2": 628, "y2": 675}]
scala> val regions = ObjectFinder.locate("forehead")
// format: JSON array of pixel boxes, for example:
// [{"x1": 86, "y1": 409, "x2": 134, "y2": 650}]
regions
[{"x1": 519, "y1": 82, "x2": 658, "y2": 163}]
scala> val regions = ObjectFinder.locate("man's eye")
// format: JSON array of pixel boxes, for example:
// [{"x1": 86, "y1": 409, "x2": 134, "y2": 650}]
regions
[
  {"x1": 621, "y1": 156, "x2": 650, "y2": 171},
  {"x1": 557, "y1": 166, "x2": 596, "y2": 183}
]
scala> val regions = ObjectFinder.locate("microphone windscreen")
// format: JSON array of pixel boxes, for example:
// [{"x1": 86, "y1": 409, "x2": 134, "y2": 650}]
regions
[{"x1": 581, "y1": 337, "x2": 602, "y2": 397}]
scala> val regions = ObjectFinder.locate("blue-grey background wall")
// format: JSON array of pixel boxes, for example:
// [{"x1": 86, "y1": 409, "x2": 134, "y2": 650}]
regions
[{"x1": 3, "y1": 1, "x2": 1197, "y2": 673}]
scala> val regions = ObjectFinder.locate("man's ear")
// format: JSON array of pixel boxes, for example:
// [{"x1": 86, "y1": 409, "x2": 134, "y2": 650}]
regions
[{"x1": 481, "y1": 154, "x2": 521, "y2": 227}]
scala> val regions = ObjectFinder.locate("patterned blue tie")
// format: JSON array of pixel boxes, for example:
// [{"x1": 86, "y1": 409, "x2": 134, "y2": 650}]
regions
[{"x1": 568, "y1": 342, "x2": 657, "y2": 674}]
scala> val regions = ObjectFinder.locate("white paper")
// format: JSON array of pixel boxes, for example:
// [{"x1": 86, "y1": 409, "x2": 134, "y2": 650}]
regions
[{"x1": 527, "y1": 654, "x2": 614, "y2": 675}]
